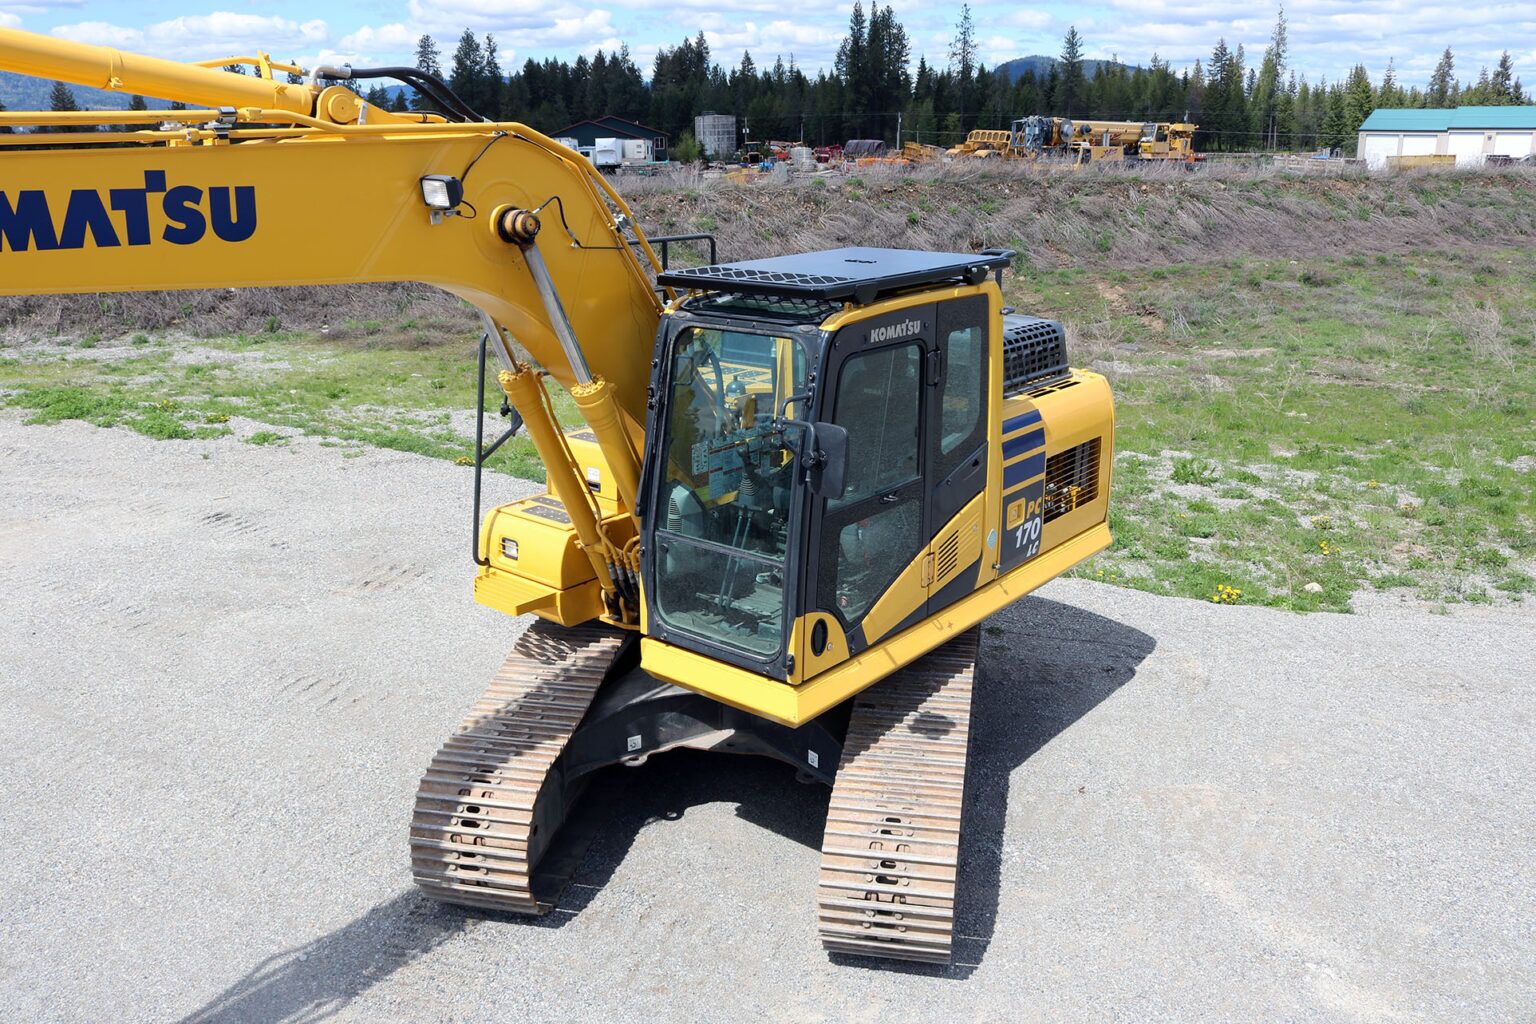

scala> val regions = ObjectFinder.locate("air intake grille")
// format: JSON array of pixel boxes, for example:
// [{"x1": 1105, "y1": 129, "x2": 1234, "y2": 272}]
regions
[
  {"x1": 1043, "y1": 438, "x2": 1102, "y2": 522},
  {"x1": 1002, "y1": 315, "x2": 1070, "y2": 394}
]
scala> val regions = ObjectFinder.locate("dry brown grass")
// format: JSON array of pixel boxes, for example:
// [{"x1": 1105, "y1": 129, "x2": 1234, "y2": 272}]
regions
[
  {"x1": 3, "y1": 164, "x2": 1533, "y2": 340},
  {"x1": 0, "y1": 282, "x2": 477, "y2": 345},
  {"x1": 627, "y1": 163, "x2": 1536, "y2": 273}
]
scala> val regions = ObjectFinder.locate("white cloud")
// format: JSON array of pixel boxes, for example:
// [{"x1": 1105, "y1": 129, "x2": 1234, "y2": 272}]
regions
[
  {"x1": 695, "y1": 17, "x2": 843, "y2": 66},
  {"x1": 338, "y1": 23, "x2": 420, "y2": 55},
  {"x1": 0, "y1": 11, "x2": 20, "y2": 28},
  {"x1": 1004, "y1": 9, "x2": 1053, "y2": 30},
  {"x1": 50, "y1": 13, "x2": 329, "y2": 62}
]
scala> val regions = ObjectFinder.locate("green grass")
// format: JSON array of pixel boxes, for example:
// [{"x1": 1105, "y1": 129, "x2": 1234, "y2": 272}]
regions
[
  {"x1": 1012, "y1": 247, "x2": 1536, "y2": 610},
  {"x1": 3, "y1": 244, "x2": 1533, "y2": 614},
  {"x1": 0, "y1": 331, "x2": 580, "y2": 482}
]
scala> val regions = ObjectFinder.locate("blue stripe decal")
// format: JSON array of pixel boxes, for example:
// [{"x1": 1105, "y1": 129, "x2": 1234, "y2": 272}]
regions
[
  {"x1": 1003, "y1": 475, "x2": 1042, "y2": 498},
  {"x1": 1002, "y1": 428, "x2": 1044, "y2": 460},
  {"x1": 1002, "y1": 408, "x2": 1042, "y2": 434},
  {"x1": 1004, "y1": 452, "x2": 1046, "y2": 488}
]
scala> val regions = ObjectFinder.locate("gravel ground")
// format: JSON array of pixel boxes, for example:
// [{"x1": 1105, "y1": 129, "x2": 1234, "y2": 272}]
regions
[{"x1": 1, "y1": 415, "x2": 1531, "y2": 1023}]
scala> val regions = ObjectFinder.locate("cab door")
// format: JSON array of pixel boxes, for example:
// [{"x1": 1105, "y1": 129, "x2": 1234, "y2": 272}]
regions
[
  {"x1": 806, "y1": 305, "x2": 934, "y2": 654},
  {"x1": 924, "y1": 294, "x2": 992, "y2": 617}
]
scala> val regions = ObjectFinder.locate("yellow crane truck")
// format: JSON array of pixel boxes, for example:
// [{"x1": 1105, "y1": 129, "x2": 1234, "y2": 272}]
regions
[{"x1": 0, "y1": 28, "x2": 1115, "y2": 963}]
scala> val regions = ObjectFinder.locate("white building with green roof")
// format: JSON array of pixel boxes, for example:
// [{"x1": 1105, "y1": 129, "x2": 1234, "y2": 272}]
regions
[{"x1": 1357, "y1": 106, "x2": 1536, "y2": 168}]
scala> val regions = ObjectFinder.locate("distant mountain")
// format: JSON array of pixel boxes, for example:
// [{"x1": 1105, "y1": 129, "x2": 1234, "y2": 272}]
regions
[
  {"x1": 994, "y1": 56, "x2": 1138, "y2": 84},
  {"x1": 0, "y1": 70, "x2": 174, "y2": 112}
]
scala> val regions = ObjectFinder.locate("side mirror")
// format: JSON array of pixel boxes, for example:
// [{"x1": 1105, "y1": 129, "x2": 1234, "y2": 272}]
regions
[{"x1": 808, "y1": 421, "x2": 848, "y2": 499}]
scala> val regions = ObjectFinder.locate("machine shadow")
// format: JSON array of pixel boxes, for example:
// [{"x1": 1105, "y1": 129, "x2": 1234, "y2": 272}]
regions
[
  {"x1": 174, "y1": 891, "x2": 477, "y2": 1024},
  {"x1": 174, "y1": 758, "x2": 826, "y2": 1024},
  {"x1": 829, "y1": 591, "x2": 1156, "y2": 978}
]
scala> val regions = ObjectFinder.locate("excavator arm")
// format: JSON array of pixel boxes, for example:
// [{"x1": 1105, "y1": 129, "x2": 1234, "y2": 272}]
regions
[{"x1": 1, "y1": 26, "x2": 662, "y2": 622}]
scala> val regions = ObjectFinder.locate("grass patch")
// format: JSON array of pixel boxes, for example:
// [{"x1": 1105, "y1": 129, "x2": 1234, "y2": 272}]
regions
[
  {"x1": 1037, "y1": 247, "x2": 1536, "y2": 610},
  {"x1": 5, "y1": 242, "x2": 1534, "y2": 614},
  {"x1": 0, "y1": 328, "x2": 580, "y2": 482}
]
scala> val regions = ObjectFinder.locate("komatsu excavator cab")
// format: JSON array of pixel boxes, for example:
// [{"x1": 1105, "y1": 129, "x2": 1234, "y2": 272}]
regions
[{"x1": 634, "y1": 248, "x2": 1112, "y2": 714}]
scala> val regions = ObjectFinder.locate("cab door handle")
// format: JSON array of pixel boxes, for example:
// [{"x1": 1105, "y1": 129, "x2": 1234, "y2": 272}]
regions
[{"x1": 879, "y1": 492, "x2": 900, "y2": 505}]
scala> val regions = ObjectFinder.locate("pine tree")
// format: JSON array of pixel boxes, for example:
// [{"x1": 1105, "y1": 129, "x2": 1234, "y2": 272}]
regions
[
  {"x1": 949, "y1": 3, "x2": 976, "y2": 126},
  {"x1": 1342, "y1": 64, "x2": 1375, "y2": 151},
  {"x1": 1490, "y1": 51, "x2": 1516, "y2": 103},
  {"x1": 1427, "y1": 48, "x2": 1454, "y2": 107},
  {"x1": 43, "y1": 80, "x2": 78, "y2": 135},
  {"x1": 49, "y1": 80, "x2": 78, "y2": 112},
  {"x1": 450, "y1": 30, "x2": 490, "y2": 116},
  {"x1": 1250, "y1": 5, "x2": 1288, "y2": 148},
  {"x1": 1054, "y1": 26, "x2": 1086, "y2": 117},
  {"x1": 416, "y1": 35, "x2": 442, "y2": 76},
  {"x1": 129, "y1": 95, "x2": 148, "y2": 112},
  {"x1": 1379, "y1": 59, "x2": 1400, "y2": 106},
  {"x1": 413, "y1": 34, "x2": 443, "y2": 112},
  {"x1": 1321, "y1": 83, "x2": 1348, "y2": 152},
  {"x1": 482, "y1": 34, "x2": 503, "y2": 117}
]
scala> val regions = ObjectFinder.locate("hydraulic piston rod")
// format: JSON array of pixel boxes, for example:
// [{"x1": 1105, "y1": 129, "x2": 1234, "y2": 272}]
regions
[{"x1": 493, "y1": 206, "x2": 643, "y2": 514}]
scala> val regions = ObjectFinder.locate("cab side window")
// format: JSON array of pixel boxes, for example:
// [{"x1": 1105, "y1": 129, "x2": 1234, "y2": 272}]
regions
[
  {"x1": 934, "y1": 296, "x2": 988, "y2": 484},
  {"x1": 817, "y1": 343, "x2": 923, "y2": 623}
]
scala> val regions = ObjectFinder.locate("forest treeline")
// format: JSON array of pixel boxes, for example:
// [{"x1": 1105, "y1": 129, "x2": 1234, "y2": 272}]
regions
[{"x1": 14, "y1": 4, "x2": 1531, "y2": 156}]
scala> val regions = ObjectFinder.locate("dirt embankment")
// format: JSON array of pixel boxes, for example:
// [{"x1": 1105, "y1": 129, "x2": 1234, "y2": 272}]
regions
[
  {"x1": 4, "y1": 167, "x2": 1534, "y2": 341},
  {"x1": 626, "y1": 166, "x2": 1536, "y2": 269}
]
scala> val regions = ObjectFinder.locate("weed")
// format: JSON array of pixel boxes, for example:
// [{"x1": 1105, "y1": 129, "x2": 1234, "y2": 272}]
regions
[
  {"x1": 1171, "y1": 457, "x2": 1220, "y2": 486},
  {"x1": 246, "y1": 430, "x2": 289, "y2": 446}
]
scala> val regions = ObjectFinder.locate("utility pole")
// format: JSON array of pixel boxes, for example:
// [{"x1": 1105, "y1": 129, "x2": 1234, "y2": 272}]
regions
[{"x1": 896, "y1": 111, "x2": 902, "y2": 148}]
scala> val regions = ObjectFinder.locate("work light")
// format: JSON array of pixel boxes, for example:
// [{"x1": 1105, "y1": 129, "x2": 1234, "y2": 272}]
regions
[{"x1": 419, "y1": 174, "x2": 463, "y2": 211}]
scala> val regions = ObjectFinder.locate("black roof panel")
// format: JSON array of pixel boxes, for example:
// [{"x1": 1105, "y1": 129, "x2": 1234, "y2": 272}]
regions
[{"x1": 657, "y1": 246, "x2": 1013, "y2": 304}]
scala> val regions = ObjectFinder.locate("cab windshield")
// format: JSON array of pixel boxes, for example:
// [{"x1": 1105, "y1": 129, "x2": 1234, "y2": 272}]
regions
[{"x1": 652, "y1": 326, "x2": 808, "y2": 657}]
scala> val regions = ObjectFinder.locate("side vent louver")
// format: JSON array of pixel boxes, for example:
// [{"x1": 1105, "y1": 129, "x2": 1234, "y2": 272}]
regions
[
  {"x1": 935, "y1": 531, "x2": 960, "y2": 581},
  {"x1": 1043, "y1": 438, "x2": 1102, "y2": 523}
]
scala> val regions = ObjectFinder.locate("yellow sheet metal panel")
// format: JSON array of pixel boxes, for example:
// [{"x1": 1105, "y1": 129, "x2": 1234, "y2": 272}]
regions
[
  {"x1": 860, "y1": 490, "x2": 987, "y2": 647},
  {"x1": 858, "y1": 539, "x2": 933, "y2": 646},
  {"x1": 788, "y1": 611, "x2": 850, "y2": 684},
  {"x1": 473, "y1": 565, "x2": 604, "y2": 626},
  {"x1": 480, "y1": 497, "x2": 597, "y2": 588}
]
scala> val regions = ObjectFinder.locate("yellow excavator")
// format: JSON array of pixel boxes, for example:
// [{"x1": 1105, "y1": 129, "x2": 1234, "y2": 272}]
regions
[{"x1": 0, "y1": 28, "x2": 1114, "y2": 963}]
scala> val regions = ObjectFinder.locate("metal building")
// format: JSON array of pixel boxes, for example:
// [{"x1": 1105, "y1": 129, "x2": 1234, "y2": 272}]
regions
[
  {"x1": 551, "y1": 115, "x2": 669, "y2": 161},
  {"x1": 1358, "y1": 106, "x2": 1536, "y2": 168},
  {"x1": 693, "y1": 112, "x2": 738, "y2": 159}
]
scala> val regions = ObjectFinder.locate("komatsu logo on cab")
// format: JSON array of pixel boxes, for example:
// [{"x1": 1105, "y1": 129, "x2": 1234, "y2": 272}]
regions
[
  {"x1": 0, "y1": 171, "x2": 257, "y2": 253},
  {"x1": 868, "y1": 318, "x2": 922, "y2": 344}
]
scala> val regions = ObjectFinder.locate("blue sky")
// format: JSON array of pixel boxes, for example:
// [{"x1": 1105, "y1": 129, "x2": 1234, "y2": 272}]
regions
[{"x1": 3, "y1": 0, "x2": 1532, "y2": 87}]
